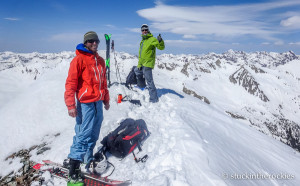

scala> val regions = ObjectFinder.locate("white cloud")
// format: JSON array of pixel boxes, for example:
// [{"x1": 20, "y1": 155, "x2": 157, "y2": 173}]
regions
[
  {"x1": 165, "y1": 40, "x2": 201, "y2": 47},
  {"x1": 105, "y1": 24, "x2": 117, "y2": 29},
  {"x1": 274, "y1": 41, "x2": 284, "y2": 45},
  {"x1": 165, "y1": 40, "x2": 224, "y2": 48},
  {"x1": 183, "y1": 35, "x2": 197, "y2": 39},
  {"x1": 4, "y1": 18, "x2": 19, "y2": 21},
  {"x1": 136, "y1": 0, "x2": 300, "y2": 41},
  {"x1": 166, "y1": 39, "x2": 199, "y2": 44},
  {"x1": 121, "y1": 43, "x2": 137, "y2": 47},
  {"x1": 127, "y1": 28, "x2": 140, "y2": 33},
  {"x1": 49, "y1": 33, "x2": 82, "y2": 42},
  {"x1": 280, "y1": 16, "x2": 300, "y2": 28},
  {"x1": 289, "y1": 42, "x2": 300, "y2": 45}
]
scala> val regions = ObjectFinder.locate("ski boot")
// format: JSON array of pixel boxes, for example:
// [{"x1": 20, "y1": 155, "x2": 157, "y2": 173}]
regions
[
  {"x1": 93, "y1": 152, "x2": 108, "y2": 175},
  {"x1": 67, "y1": 159, "x2": 84, "y2": 186}
]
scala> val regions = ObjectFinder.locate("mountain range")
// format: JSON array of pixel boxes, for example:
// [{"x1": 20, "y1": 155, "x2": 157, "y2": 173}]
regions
[{"x1": 0, "y1": 50, "x2": 299, "y2": 186}]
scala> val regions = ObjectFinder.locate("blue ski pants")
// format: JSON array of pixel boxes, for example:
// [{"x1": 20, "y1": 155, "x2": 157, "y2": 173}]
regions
[
  {"x1": 134, "y1": 66, "x2": 158, "y2": 103},
  {"x1": 68, "y1": 100, "x2": 103, "y2": 163}
]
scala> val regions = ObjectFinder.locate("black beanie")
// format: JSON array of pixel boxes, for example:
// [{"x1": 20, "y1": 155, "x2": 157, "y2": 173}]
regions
[{"x1": 84, "y1": 31, "x2": 99, "y2": 44}]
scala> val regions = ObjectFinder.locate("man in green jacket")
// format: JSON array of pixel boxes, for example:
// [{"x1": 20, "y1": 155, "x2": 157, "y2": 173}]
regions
[{"x1": 134, "y1": 24, "x2": 165, "y2": 103}]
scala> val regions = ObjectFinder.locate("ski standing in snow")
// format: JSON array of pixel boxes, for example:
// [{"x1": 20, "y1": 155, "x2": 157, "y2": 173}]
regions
[
  {"x1": 64, "y1": 31, "x2": 110, "y2": 186},
  {"x1": 105, "y1": 34, "x2": 112, "y2": 88},
  {"x1": 135, "y1": 24, "x2": 165, "y2": 103},
  {"x1": 112, "y1": 39, "x2": 142, "y2": 106}
]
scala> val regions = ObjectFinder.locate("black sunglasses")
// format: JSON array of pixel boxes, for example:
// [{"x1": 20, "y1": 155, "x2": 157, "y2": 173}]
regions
[
  {"x1": 141, "y1": 29, "x2": 148, "y2": 32},
  {"x1": 86, "y1": 39, "x2": 100, "y2": 44}
]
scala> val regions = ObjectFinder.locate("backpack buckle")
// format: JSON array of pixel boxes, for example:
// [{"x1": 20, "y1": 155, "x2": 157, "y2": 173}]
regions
[{"x1": 133, "y1": 151, "x2": 148, "y2": 163}]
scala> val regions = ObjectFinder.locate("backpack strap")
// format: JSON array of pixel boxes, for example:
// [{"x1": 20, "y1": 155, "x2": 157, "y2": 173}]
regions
[
  {"x1": 94, "y1": 145, "x2": 107, "y2": 161},
  {"x1": 131, "y1": 136, "x2": 148, "y2": 163},
  {"x1": 137, "y1": 141, "x2": 142, "y2": 151}
]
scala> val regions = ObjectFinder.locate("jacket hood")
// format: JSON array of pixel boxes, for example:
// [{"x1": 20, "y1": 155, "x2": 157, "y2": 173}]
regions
[{"x1": 76, "y1": 43, "x2": 93, "y2": 54}]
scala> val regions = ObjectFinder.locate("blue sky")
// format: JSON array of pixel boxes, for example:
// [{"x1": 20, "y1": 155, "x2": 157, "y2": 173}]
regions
[{"x1": 1, "y1": 0, "x2": 300, "y2": 55}]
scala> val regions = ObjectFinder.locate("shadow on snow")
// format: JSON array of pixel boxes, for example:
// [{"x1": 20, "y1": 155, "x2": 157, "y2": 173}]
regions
[{"x1": 157, "y1": 88, "x2": 184, "y2": 99}]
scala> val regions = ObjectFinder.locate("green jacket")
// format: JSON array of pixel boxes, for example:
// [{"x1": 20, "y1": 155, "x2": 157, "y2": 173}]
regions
[{"x1": 138, "y1": 33, "x2": 165, "y2": 69}]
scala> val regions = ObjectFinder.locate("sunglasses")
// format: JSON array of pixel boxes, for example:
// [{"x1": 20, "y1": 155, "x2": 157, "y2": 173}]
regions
[
  {"x1": 141, "y1": 29, "x2": 148, "y2": 32},
  {"x1": 86, "y1": 39, "x2": 100, "y2": 44}
]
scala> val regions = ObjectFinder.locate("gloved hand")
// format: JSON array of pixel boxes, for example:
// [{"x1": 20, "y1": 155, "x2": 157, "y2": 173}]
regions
[
  {"x1": 157, "y1": 34, "x2": 162, "y2": 43},
  {"x1": 104, "y1": 103, "x2": 110, "y2": 110},
  {"x1": 68, "y1": 108, "x2": 77, "y2": 118},
  {"x1": 138, "y1": 67, "x2": 142, "y2": 71}
]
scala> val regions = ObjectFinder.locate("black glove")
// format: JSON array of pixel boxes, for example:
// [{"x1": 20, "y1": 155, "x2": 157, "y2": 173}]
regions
[{"x1": 157, "y1": 34, "x2": 162, "y2": 43}]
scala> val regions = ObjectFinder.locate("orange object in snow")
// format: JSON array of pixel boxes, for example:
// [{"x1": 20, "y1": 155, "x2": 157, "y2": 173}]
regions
[{"x1": 117, "y1": 94, "x2": 123, "y2": 103}]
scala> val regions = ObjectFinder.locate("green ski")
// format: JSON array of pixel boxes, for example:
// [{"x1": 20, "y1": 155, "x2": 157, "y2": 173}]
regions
[{"x1": 104, "y1": 34, "x2": 112, "y2": 87}]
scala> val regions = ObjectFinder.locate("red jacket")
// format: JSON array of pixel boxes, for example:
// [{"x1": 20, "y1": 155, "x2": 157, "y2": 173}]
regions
[{"x1": 64, "y1": 46, "x2": 109, "y2": 110}]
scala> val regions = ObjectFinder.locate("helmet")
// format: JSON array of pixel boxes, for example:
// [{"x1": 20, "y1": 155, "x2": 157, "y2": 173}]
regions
[{"x1": 93, "y1": 153, "x2": 108, "y2": 174}]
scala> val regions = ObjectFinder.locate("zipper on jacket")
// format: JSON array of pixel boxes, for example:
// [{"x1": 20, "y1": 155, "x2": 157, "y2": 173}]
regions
[
  {"x1": 99, "y1": 68, "x2": 103, "y2": 100},
  {"x1": 95, "y1": 57, "x2": 101, "y2": 83},
  {"x1": 139, "y1": 40, "x2": 145, "y2": 58},
  {"x1": 95, "y1": 56, "x2": 103, "y2": 100},
  {"x1": 79, "y1": 88, "x2": 88, "y2": 101},
  {"x1": 92, "y1": 67, "x2": 98, "y2": 81}
]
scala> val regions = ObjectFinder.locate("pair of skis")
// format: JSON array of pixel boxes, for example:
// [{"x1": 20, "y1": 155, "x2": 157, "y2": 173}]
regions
[
  {"x1": 33, "y1": 160, "x2": 131, "y2": 186},
  {"x1": 105, "y1": 34, "x2": 141, "y2": 106}
]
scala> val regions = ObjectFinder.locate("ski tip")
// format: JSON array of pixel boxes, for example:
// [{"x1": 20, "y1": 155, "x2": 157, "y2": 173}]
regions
[
  {"x1": 32, "y1": 163, "x2": 44, "y2": 170},
  {"x1": 112, "y1": 180, "x2": 132, "y2": 186},
  {"x1": 42, "y1": 160, "x2": 51, "y2": 164}
]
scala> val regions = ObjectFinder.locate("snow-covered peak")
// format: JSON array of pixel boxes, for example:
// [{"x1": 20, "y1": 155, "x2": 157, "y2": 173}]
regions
[{"x1": 0, "y1": 50, "x2": 300, "y2": 186}]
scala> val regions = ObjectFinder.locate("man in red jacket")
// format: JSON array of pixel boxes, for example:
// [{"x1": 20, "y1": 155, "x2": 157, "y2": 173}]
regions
[{"x1": 64, "y1": 31, "x2": 110, "y2": 185}]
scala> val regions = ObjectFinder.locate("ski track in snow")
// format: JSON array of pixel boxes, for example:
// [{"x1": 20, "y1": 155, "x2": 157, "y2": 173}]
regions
[{"x1": 0, "y1": 51, "x2": 300, "y2": 186}]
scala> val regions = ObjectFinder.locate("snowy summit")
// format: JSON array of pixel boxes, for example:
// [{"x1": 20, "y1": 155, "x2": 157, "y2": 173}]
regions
[{"x1": 0, "y1": 50, "x2": 300, "y2": 186}]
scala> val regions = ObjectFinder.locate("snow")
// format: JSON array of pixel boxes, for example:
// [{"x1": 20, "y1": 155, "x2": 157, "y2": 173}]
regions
[{"x1": 0, "y1": 51, "x2": 300, "y2": 186}]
